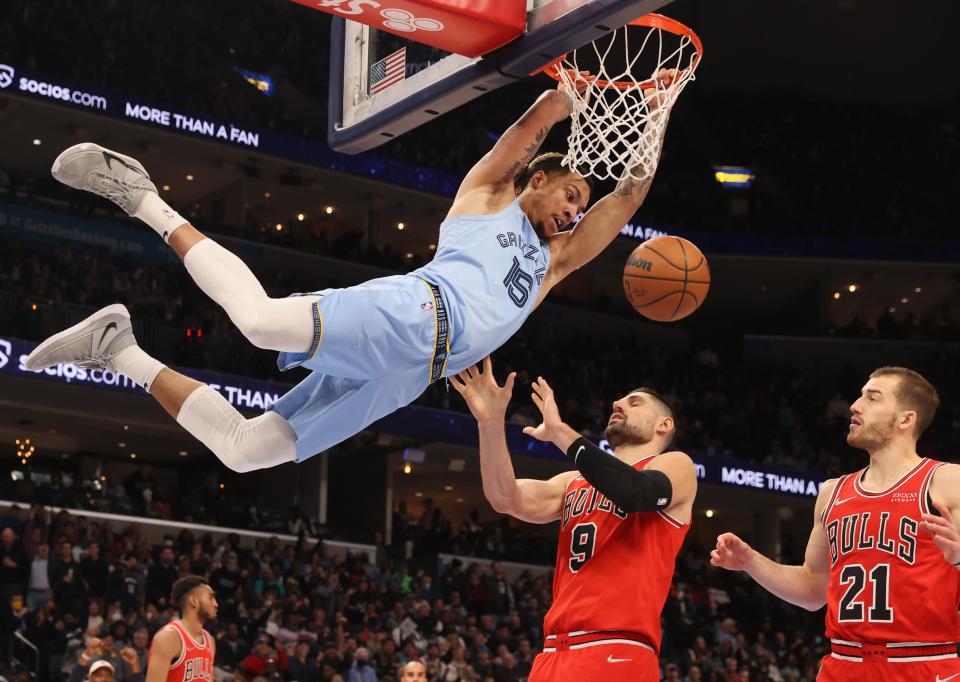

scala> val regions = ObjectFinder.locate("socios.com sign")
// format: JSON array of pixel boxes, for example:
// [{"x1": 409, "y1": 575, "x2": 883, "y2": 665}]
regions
[
  {"x1": 0, "y1": 336, "x2": 282, "y2": 411},
  {"x1": 0, "y1": 339, "x2": 10, "y2": 370},
  {"x1": 0, "y1": 64, "x2": 14, "y2": 89}
]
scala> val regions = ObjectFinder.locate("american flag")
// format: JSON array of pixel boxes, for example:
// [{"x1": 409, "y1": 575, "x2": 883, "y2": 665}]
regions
[{"x1": 369, "y1": 47, "x2": 406, "y2": 94}]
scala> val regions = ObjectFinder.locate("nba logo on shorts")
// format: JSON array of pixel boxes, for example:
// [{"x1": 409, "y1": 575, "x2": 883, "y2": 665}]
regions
[
  {"x1": 420, "y1": 301, "x2": 435, "y2": 312},
  {"x1": 0, "y1": 65, "x2": 14, "y2": 89}
]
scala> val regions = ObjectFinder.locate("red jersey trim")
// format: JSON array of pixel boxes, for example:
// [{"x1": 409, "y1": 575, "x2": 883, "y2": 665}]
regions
[
  {"x1": 167, "y1": 624, "x2": 186, "y2": 669},
  {"x1": 821, "y1": 474, "x2": 850, "y2": 527},
  {"x1": 919, "y1": 460, "x2": 945, "y2": 516},
  {"x1": 852, "y1": 458, "x2": 928, "y2": 497},
  {"x1": 166, "y1": 620, "x2": 209, "y2": 668},
  {"x1": 657, "y1": 510, "x2": 686, "y2": 528}
]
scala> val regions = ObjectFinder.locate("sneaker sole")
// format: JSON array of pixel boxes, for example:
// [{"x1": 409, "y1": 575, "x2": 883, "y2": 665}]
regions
[
  {"x1": 25, "y1": 303, "x2": 131, "y2": 371},
  {"x1": 51, "y1": 143, "x2": 151, "y2": 181}
]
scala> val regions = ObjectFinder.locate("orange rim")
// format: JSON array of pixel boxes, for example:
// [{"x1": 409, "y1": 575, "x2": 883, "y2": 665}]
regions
[{"x1": 535, "y1": 13, "x2": 702, "y2": 91}]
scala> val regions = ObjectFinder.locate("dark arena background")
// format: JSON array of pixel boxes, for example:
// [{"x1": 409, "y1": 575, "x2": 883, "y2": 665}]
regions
[{"x1": 1, "y1": 1, "x2": 959, "y2": 681}]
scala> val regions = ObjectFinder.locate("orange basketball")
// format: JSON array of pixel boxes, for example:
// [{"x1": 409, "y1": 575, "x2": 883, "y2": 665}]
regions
[{"x1": 623, "y1": 236, "x2": 710, "y2": 322}]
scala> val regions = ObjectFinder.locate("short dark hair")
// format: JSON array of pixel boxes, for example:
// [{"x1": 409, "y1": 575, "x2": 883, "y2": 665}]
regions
[
  {"x1": 171, "y1": 575, "x2": 209, "y2": 611},
  {"x1": 869, "y1": 366, "x2": 940, "y2": 437},
  {"x1": 630, "y1": 386, "x2": 678, "y2": 447},
  {"x1": 513, "y1": 152, "x2": 593, "y2": 196}
]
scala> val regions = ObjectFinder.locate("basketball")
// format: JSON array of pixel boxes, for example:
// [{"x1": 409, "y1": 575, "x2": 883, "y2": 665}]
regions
[{"x1": 623, "y1": 236, "x2": 710, "y2": 322}]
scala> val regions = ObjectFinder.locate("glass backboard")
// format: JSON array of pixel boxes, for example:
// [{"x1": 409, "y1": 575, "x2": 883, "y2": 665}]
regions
[{"x1": 329, "y1": 0, "x2": 673, "y2": 153}]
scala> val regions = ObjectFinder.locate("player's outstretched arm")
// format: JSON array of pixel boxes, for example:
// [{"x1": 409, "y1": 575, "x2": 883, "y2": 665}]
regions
[
  {"x1": 922, "y1": 463, "x2": 960, "y2": 566},
  {"x1": 524, "y1": 376, "x2": 695, "y2": 516},
  {"x1": 450, "y1": 357, "x2": 574, "y2": 524},
  {"x1": 145, "y1": 627, "x2": 181, "y2": 682},
  {"x1": 711, "y1": 478, "x2": 837, "y2": 611},
  {"x1": 547, "y1": 69, "x2": 676, "y2": 282},
  {"x1": 453, "y1": 78, "x2": 585, "y2": 204}
]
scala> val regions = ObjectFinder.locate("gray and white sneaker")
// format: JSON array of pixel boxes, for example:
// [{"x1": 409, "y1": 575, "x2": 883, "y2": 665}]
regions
[
  {"x1": 25, "y1": 304, "x2": 135, "y2": 371},
  {"x1": 51, "y1": 143, "x2": 157, "y2": 215}
]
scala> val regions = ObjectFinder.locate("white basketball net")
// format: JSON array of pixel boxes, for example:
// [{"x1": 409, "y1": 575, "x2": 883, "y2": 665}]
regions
[{"x1": 552, "y1": 20, "x2": 701, "y2": 183}]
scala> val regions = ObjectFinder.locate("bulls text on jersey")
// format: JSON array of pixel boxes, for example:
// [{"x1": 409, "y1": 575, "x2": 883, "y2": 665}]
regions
[
  {"x1": 183, "y1": 656, "x2": 212, "y2": 682},
  {"x1": 826, "y1": 511, "x2": 918, "y2": 567},
  {"x1": 561, "y1": 484, "x2": 627, "y2": 530}
]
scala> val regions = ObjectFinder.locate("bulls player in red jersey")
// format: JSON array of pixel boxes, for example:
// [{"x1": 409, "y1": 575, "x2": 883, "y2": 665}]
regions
[
  {"x1": 451, "y1": 357, "x2": 698, "y2": 682},
  {"x1": 712, "y1": 366, "x2": 960, "y2": 681},
  {"x1": 147, "y1": 576, "x2": 218, "y2": 682}
]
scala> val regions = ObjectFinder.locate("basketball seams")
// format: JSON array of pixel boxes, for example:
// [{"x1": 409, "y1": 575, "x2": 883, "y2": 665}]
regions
[
  {"x1": 623, "y1": 273, "x2": 710, "y2": 285},
  {"x1": 642, "y1": 243, "x2": 687, "y2": 272},
  {"x1": 670, "y1": 238, "x2": 690, "y2": 319},
  {"x1": 632, "y1": 289, "x2": 697, "y2": 309}
]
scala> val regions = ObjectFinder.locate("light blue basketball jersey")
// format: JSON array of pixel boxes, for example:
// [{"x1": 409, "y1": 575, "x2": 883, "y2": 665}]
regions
[
  {"x1": 271, "y1": 199, "x2": 551, "y2": 461},
  {"x1": 412, "y1": 199, "x2": 550, "y2": 374}
]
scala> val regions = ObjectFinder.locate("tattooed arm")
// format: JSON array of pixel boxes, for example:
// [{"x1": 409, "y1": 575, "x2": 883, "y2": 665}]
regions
[{"x1": 450, "y1": 87, "x2": 571, "y2": 210}]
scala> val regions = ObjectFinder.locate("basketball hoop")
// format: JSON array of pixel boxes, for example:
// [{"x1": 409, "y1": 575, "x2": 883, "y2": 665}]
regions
[{"x1": 539, "y1": 14, "x2": 703, "y2": 183}]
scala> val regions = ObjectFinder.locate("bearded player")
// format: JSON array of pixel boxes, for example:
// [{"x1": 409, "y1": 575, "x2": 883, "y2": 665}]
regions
[
  {"x1": 712, "y1": 367, "x2": 960, "y2": 681},
  {"x1": 147, "y1": 576, "x2": 218, "y2": 682},
  {"x1": 451, "y1": 357, "x2": 697, "y2": 681},
  {"x1": 25, "y1": 71, "x2": 680, "y2": 472}
]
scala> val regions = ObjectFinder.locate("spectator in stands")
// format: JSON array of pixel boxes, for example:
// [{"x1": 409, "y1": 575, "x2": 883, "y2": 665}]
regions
[
  {"x1": 0, "y1": 527, "x2": 27, "y2": 605},
  {"x1": 347, "y1": 647, "x2": 377, "y2": 682},
  {"x1": 70, "y1": 641, "x2": 144, "y2": 682},
  {"x1": 80, "y1": 541, "x2": 110, "y2": 600},
  {"x1": 242, "y1": 634, "x2": 289, "y2": 680},
  {"x1": 289, "y1": 638, "x2": 320, "y2": 682},
  {"x1": 214, "y1": 621, "x2": 245, "y2": 677},
  {"x1": 146, "y1": 545, "x2": 178, "y2": 608},
  {"x1": 26, "y1": 540, "x2": 52, "y2": 612},
  {"x1": 50, "y1": 539, "x2": 86, "y2": 616}
]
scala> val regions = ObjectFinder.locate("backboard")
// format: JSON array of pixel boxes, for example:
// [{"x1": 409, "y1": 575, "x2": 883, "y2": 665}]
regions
[{"x1": 329, "y1": 0, "x2": 673, "y2": 154}]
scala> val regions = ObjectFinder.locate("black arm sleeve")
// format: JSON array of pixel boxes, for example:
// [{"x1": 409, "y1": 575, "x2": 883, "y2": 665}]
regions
[{"x1": 566, "y1": 437, "x2": 672, "y2": 512}]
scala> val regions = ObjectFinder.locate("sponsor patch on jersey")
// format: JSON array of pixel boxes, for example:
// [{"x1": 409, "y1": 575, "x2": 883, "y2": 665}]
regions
[
  {"x1": 420, "y1": 301, "x2": 435, "y2": 311},
  {"x1": 891, "y1": 492, "x2": 918, "y2": 502}
]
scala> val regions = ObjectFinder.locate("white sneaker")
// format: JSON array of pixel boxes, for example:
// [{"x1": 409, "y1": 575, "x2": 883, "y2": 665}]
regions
[
  {"x1": 51, "y1": 143, "x2": 157, "y2": 215},
  {"x1": 25, "y1": 304, "x2": 136, "y2": 371}
]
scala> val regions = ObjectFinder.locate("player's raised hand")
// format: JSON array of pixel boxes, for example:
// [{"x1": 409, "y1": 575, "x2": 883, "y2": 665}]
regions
[
  {"x1": 449, "y1": 356, "x2": 516, "y2": 425},
  {"x1": 921, "y1": 500, "x2": 960, "y2": 565},
  {"x1": 556, "y1": 69, "x2": 592, "y2": 115},
  {"x1": 645, "y1": 68, "x2": 680, "y2": 113},
  {"x1": 710, "y1": 532, "x2": 754, "y2": 571},
  {"x1": 522, "y1": 376, "x2": 565, "y2": 442}
]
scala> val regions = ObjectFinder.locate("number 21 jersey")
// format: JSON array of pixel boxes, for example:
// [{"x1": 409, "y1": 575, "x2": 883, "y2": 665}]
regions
[{"x1": 823, "y1": 458, "x2": 960, "y2": 644}]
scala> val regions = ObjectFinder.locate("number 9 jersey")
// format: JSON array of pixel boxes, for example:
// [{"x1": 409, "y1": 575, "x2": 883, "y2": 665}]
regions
[
  {"x1": 822, "y1": 458, "x2": 960, "y2": 666},
  {"x1": 542, "y1": 455, "x2": 689, "y2": 651}
]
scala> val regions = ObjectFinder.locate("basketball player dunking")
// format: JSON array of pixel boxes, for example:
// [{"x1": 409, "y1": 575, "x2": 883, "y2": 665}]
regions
[
  {"x1": 147, "y1": 576, "x2": 218, "y2": 682},
  {"x1": 451, "y1": 357, "x2": 698, "y2": 681},
  {"x1": 712, "y1": 367, "x2": 960, "y2": 682},
  {"x1": 25, "y1": 71, "x2": 679, "y2": 472}
]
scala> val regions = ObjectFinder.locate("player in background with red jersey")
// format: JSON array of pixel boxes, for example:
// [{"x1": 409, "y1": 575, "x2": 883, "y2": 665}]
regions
[
  {"x1": 712, "y1": 366, "x2": 960, "y2": 681},
  {"x1": 451, "y1": 357, "x2": 698, "y2": 682},
  {"x1": 147, "y1": 576, "x2": 218, "y2": 682}
]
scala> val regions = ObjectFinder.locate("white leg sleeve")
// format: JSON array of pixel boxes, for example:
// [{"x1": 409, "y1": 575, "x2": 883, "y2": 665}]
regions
[
  {"x1": 182, "y1": 238, "x2": 318, "y2": 353},
  {"x1": 176, "y1": 386, "x2": 298, "y2": 472}
]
